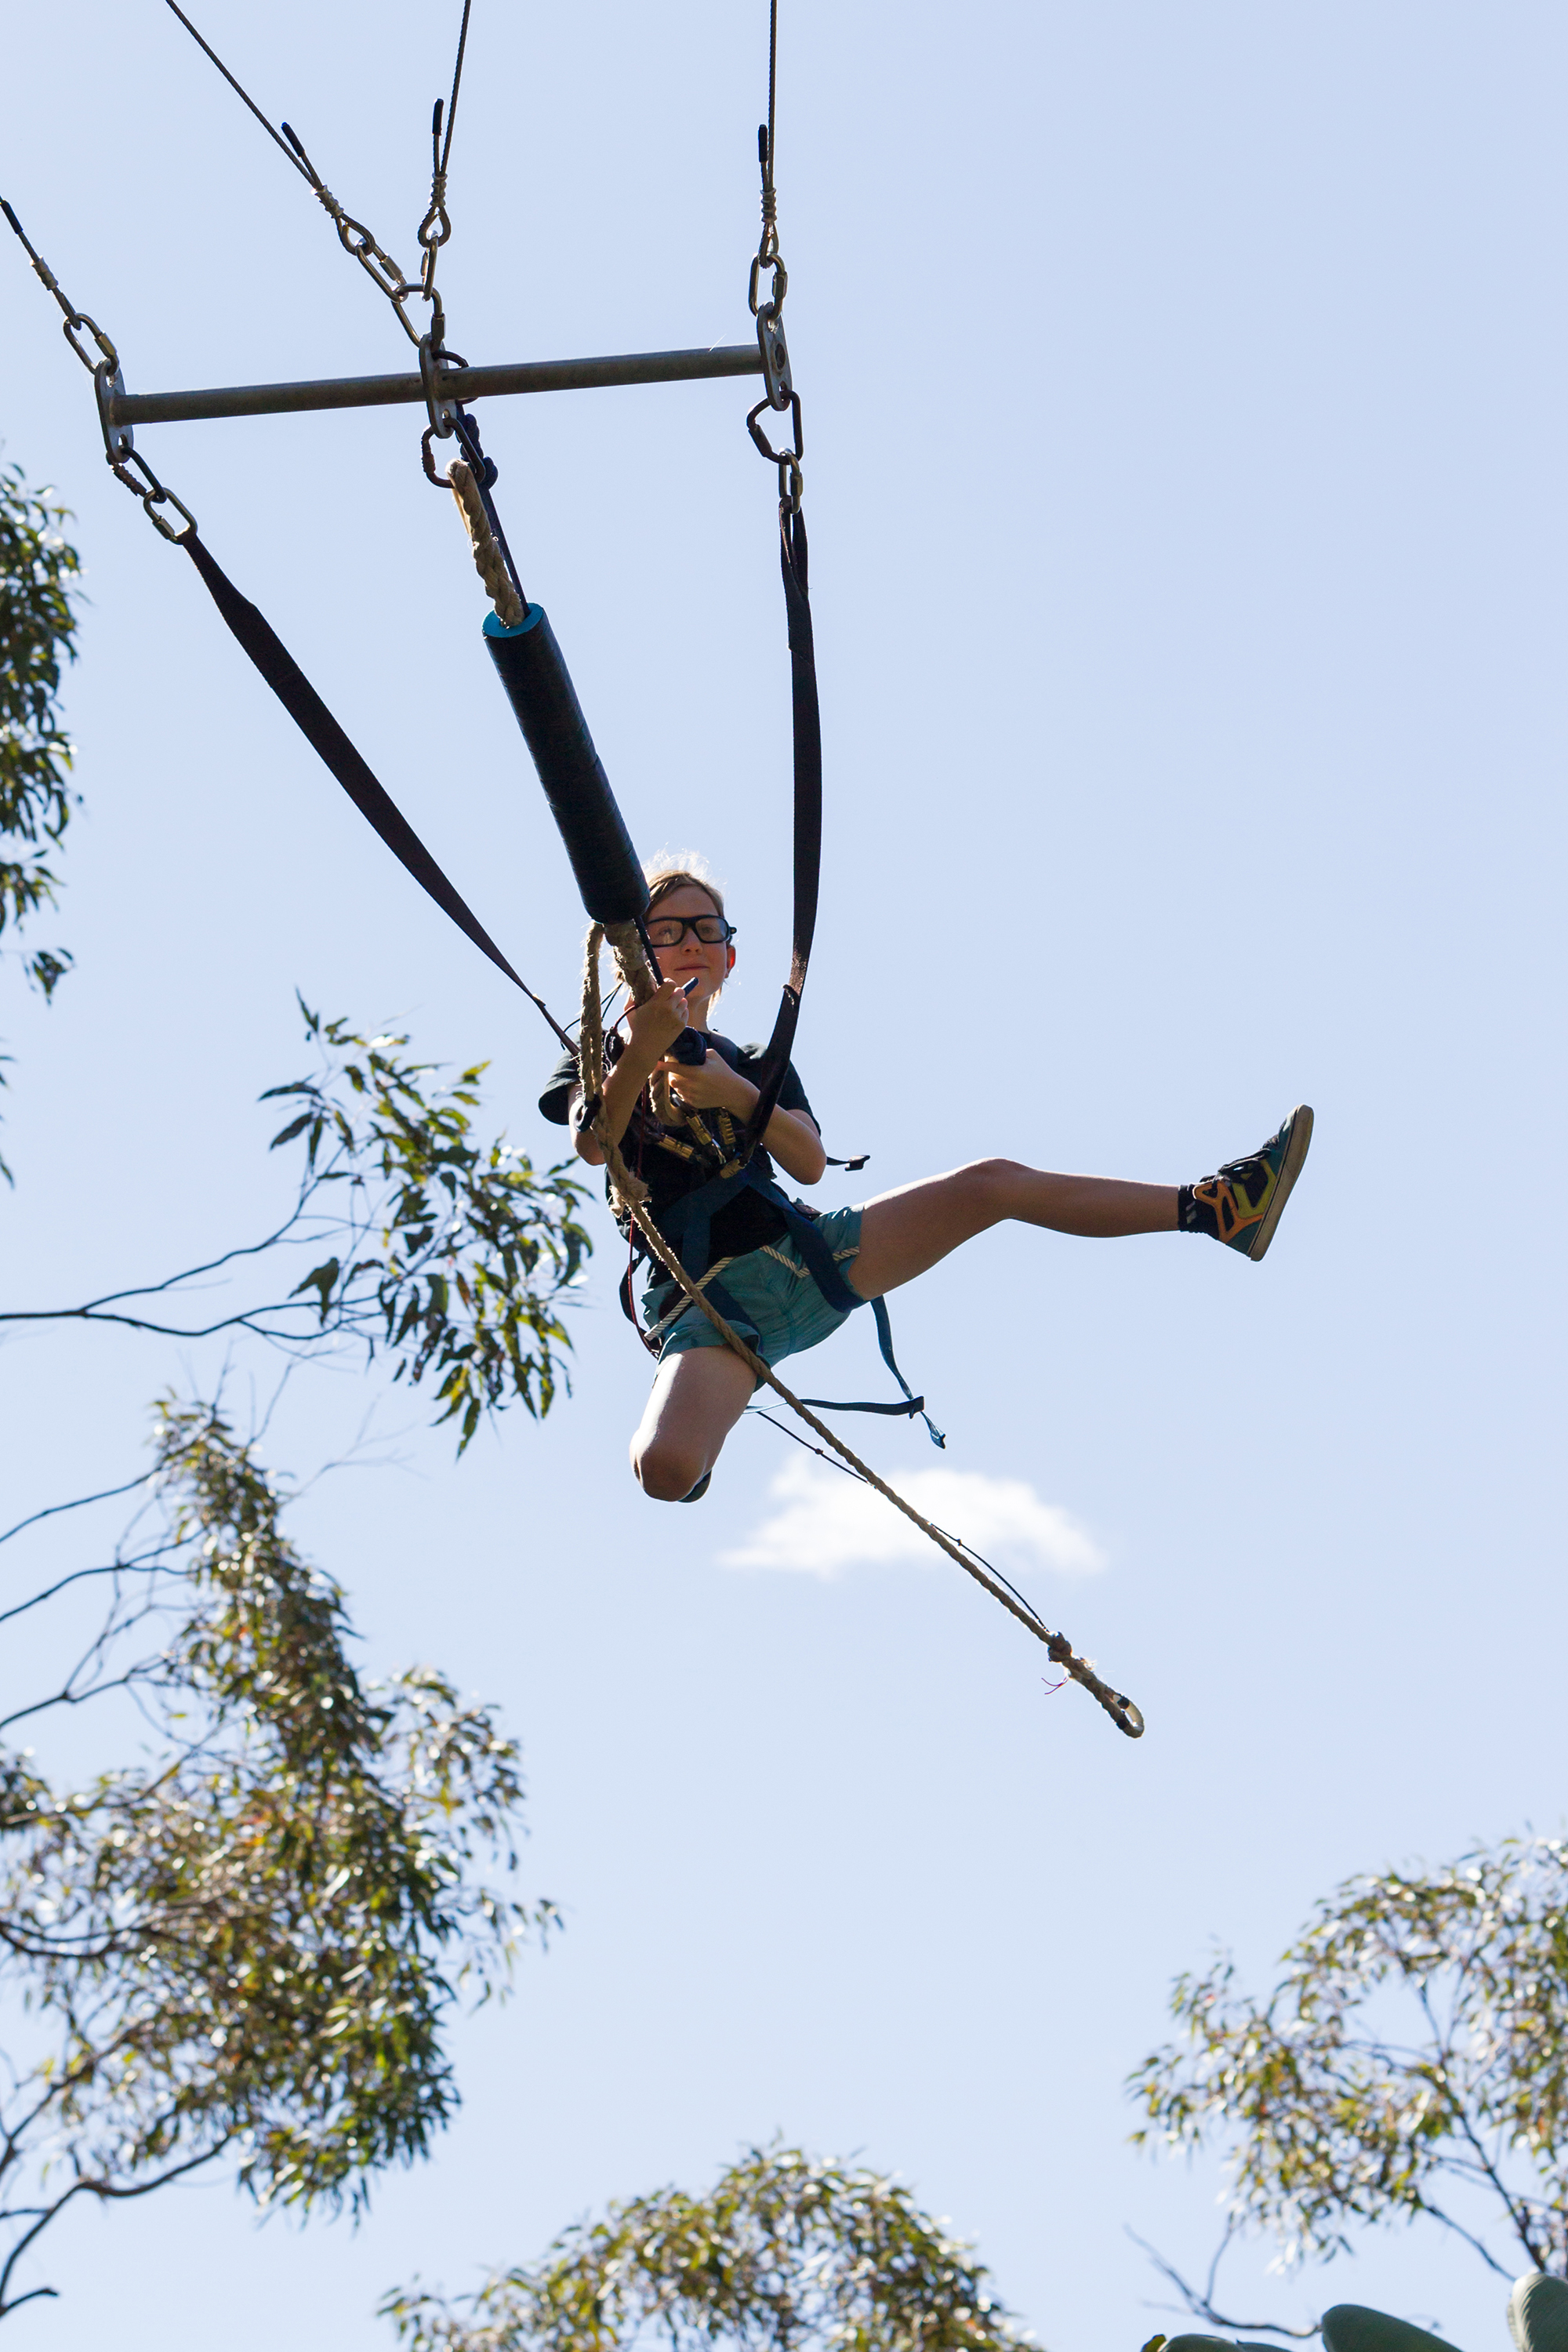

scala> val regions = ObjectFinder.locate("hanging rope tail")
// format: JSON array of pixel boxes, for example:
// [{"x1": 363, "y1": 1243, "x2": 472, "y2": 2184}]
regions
[{"x1": 177, "y1": 529, "x2": 574, "y2": 1050}]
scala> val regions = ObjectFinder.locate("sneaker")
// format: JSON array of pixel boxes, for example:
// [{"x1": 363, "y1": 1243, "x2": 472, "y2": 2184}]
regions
[
  {"x1": 1185, "y1": 1104, "x2": 1314, "y2": 1262},
  {"x1": 679, "y1": 1470, "x2": 713, "y2": 1503}
]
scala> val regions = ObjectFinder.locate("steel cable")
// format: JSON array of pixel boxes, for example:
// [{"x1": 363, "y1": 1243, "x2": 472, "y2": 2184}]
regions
[{"x1": 162, "y1": 0, "x2": 314, "y2": 181}]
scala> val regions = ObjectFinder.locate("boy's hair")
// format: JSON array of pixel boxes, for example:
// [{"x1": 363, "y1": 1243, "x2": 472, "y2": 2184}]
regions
[{"x1": 644, "y1": 851, "x2": 726, "y2": 921}]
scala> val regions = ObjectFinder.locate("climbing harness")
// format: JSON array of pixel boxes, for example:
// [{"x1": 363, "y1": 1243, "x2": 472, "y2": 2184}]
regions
[
  {"x1": 1, "y1": 4, "x2": 1145, "y2": 1739},
  {"x1": 576, "y1": 931, "x2": 943, "y2": 1446}
]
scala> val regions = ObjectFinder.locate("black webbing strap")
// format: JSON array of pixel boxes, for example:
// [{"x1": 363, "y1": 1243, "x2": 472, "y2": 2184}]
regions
[
  {"x1": 178, "y1": 529, "x2": 574, "y2": 1051},
  {"x1": 740, "y1": 506, "x2": 821, "y2": 1157},
  {"x1": 799, "y1": 1298, "x2": 946, "y2": 1448}
]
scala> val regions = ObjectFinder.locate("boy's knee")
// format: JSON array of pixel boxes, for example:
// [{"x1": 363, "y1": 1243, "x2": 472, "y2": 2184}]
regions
[
  {"x1": 633, "y1": 1437, "x2": 706, "y2": 1503},
  {"x1": 958, "y1": 1156, "x2": 1025, "y2": 1210}
]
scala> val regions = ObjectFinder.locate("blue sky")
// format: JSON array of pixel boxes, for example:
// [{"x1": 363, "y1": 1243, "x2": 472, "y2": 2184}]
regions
[{"x1": 2, "y1": 3, "x2": 1566, "y2": 2347}]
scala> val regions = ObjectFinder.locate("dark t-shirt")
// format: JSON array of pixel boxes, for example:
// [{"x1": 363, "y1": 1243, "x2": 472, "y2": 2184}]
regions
[{"x1": 539, "y1": 1035, "x2": 815, "y2": 1267}]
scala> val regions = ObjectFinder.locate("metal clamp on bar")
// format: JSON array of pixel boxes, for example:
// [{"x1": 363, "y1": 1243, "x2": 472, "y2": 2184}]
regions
[
  {"x1": 93, "y1": 355, "x2": 134, "y2": 466},
  {"x1": 419, "y1": 332, "x2": 459, "y2": 438}
]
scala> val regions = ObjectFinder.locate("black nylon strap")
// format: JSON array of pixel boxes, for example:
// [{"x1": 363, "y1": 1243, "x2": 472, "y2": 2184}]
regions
[
  {"x1": 179, "y1": 529, "x2": 574, "y2": 1050},
  {"x1": 740, "y1": 506, "x2": 821, "y2": 1156}
]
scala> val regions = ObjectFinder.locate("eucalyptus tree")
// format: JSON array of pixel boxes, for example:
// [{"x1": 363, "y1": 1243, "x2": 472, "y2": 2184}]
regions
[
  {"x1": 3, "y1": 1003, "x2": 591, "y2": 1447},
  {"x1": 0, "y1": 458, "x2": 78, "y2": 1005},
  {"x1": 0, "y1": 1399, "x2": 556, "y2": 2320},
  {"x1": 1129, "y1": 1837, "x2": 1568, "y2": 2333},
  {"x1": 0, "y1": 459, "x2": 81, "y2": 1174},
  {"x1": 0, "y1": 1008, "x2": 594, "y2": 2313},
  {"x1": 384, "y1": 2144, "x2": 1035, "y2": 2352},
  {"x1": 2, "y1": 459, "x2": 597, "y2": 2321}
]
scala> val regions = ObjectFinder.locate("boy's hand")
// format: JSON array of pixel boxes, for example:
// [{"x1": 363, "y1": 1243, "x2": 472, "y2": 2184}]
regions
[
  {"x1": 662, "y1": 1047, "x2": 758, "y2": 1117},
  {"x1": 626, "y1": 979, "x2": 696, "y2": 1062}
]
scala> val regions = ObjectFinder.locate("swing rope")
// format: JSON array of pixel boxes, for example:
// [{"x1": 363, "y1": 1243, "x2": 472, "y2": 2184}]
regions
[
  {"x1": 749, "y1": 1403, "x2": 1073, "y2": 1647},
  {"x1": 577, "y1": 925, "x2": 1145, "y2": 1740},
  {"x1": 448, "y1": 457, "x2": 524, "y2": 628}
]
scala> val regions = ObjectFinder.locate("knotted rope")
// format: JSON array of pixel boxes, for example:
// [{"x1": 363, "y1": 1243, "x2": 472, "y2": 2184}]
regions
[{"x1": 576, "y1": 927, "x2": 1144, "y2": 1739}]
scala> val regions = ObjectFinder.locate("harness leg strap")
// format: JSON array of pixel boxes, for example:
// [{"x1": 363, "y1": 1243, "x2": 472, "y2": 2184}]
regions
[{"x1": 644, "y1": 1160, "x2": 943, "y2": 1443}]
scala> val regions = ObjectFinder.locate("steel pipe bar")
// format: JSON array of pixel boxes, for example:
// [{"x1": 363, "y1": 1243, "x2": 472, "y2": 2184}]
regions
[{"x1": 109, "y1": 341, "x2": 764, "y2": 429}]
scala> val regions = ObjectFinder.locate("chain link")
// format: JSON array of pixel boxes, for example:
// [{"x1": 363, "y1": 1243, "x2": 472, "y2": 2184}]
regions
[
  {"x1": 746, "y1": 393, "x2": 803, "y2": 518},
  {"x1": 2, "y1": 204, "x2": 199, "y2": 541},
  {"x1": 744, "y1": 81, "x2": 801, "y2": 517},
  {"x1": 277, "y1": 125, "x2": 430, "y2": 349},
  {"x1": 417, "y1": 178, "x2": 451, "y2": 296},
  {"x1": 416, "y1": 99, "x2": 453, "y2": 303},
  {"x1": 107, "y1": 445, "x2": 199, "y2": 541}
]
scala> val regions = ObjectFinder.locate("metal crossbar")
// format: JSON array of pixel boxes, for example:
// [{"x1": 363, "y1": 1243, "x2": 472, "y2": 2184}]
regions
[{"x1": 108, "y1": 343, "x2": 764, "y2": 429}]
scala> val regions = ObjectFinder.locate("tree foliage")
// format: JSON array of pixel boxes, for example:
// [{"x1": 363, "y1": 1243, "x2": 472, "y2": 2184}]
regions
[
  {"x1": 1129, "y1": 1837, "x2": 1568, "y2": 2288},
  {"x1": 2, "y1": 1002, "x2": 593, "y2": 1451},
  {"x1": 0, "y1": 460, "x2": 80, "y2": 1003},
  {"x1": 0, "y1": 1400, "x2": 552, "y2": 2318},
  {"x1": 383, "y1": 2144, "x2": 1033, "y2": 2352},
  {"x1": 264, "y1": 1006, "x2": 591, "y2": 1446}
]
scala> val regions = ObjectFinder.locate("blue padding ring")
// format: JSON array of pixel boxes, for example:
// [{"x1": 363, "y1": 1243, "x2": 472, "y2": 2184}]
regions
[{"x1": 483, "y1": 604, "x2": 546, "y2": 641}]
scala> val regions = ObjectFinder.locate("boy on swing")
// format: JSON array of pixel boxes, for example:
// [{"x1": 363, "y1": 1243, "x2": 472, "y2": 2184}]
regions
[{"x1": 540, "y1": 862, "x2": 1312, "y2": 1505}]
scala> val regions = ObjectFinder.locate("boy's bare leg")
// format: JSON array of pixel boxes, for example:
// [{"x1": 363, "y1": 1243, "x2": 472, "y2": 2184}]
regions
[
  {"x1": 632, "y1": 1345, "x2": 757, "y2": 1501},
  {"x1": 848, "y1": 1159, "x2": 1178, "y2": 1301}
]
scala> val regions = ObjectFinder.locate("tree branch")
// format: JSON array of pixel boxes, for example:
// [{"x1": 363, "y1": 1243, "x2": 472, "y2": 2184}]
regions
[
  {"x1": 0, "y1": 2143, "x2": 228, "y2": 2316},
  {"x1": 0, "y1": 1664, "x2": 154, "y2": 1733},
  {"x1": 1412, "y1": 1982, "x2": 1549, "y2": 2274},
  {"x1": 1414, "y1": 2194, "x2": 1520, "y2": 2282},
  {"x1": 1125, "y1": 2227, "x2": 1320, "y2": 2339},
  {"x1": 0, "y1": 1552, "x2": 181, "y2": 1628},
  {"x1": 0, "y1": 1475, "x2": 151, "y2": 1548},
  {"x1": 0, "y1": 1196, "x2": 325, "y2": 1317}
]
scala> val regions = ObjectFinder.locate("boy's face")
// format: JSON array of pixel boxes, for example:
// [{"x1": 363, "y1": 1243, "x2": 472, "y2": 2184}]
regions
[{"x1": 647, "y1": 884, "x2": 735, "y2": 1018}]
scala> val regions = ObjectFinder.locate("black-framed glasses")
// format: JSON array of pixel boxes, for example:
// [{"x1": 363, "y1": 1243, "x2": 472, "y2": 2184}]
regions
[{"x1": 644, "y1": 914, "x2": 737, "y2": 948}]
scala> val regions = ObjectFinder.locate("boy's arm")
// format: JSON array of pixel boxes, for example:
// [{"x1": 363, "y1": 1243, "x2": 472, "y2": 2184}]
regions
[
  {"x1": 569, "y1": 981, "x2": 692, "y2": 1167},
  {"x1": 655, "y1": 1053, "x2": 828, "y2": 1185},
  {"x1": 753, "y1": 1102, "x2": 829, "y2": 1185}
]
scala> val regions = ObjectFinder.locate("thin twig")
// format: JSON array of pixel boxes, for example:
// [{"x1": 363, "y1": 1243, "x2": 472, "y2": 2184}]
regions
[
  {"x1": 1415, "y1": 1980, "x2": 1547, "y2": 2273},
  {"x1": 0, "y1": 1194, "x2": 323, "y2": 1316},
  {"x1": 0, "y1": 1553, "x2": 181, "y2": 1629},
  {"x1": 0, "y1": 1476, "x2": 151, "y2": 1548},
  {"x1": 1126, "y1": 2227, "x2": 1319, "y2": 2339},
  {"x1": 0, "y1": 1665, "x2": 153, "y2": 1735}
]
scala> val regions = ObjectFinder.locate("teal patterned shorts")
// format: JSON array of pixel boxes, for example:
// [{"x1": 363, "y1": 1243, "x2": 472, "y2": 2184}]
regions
[{"x1": 641, "y1": 1205, "x2": 865, "y2": 1370}]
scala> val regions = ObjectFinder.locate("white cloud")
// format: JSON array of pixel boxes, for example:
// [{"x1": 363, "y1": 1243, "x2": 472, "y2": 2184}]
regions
[{"x1": 719, "y1": 1456, "x2": 1107, "y2": 1580}]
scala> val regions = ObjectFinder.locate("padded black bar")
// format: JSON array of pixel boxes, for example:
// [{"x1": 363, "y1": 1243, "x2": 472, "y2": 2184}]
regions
[{"x1": 484, "y1": 605, "x2": 648, "y2": 927}]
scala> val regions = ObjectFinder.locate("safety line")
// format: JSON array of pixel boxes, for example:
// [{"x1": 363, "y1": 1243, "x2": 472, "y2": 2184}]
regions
[
  {"x1": 766, "y1": 0, "x2": 779, "y2": 182},
  {"x1": 746, "y1": 1405, "x2": 1075, "y2": 1653},
  {"x1": 437, "y1": 0, "x2": 474, "y2": 183},
  {"x1": 162, "y1": 0, "x2": 312, "y2": 180}
]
